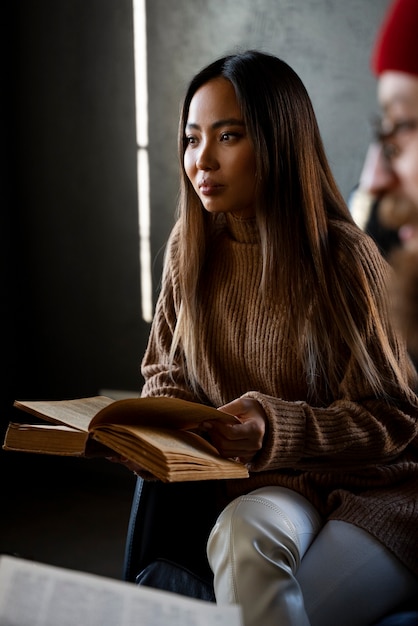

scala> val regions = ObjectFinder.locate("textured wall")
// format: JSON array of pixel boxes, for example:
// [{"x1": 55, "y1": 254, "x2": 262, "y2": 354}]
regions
[{"x1": 146, "y1": 0, "x2": 391, "y2": 267}]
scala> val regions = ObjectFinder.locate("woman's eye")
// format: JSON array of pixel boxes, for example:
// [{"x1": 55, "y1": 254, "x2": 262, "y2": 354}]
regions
[
  {"x1": 220, "y1": 132, "x2": 240, "y2": 142},
  {"x1": 185, "y1": 135, "x2": 197, "y2": 145}
]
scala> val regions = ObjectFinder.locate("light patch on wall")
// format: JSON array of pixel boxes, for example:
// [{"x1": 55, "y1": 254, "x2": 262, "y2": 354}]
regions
[{"x1": 133, "y1": 0, "x2": 153, "y2": 323}]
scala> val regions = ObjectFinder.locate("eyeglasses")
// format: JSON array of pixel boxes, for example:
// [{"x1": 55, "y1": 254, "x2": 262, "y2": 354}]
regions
[{"x1": 371, "y1": 115, "x2": 418, "y2": 161}]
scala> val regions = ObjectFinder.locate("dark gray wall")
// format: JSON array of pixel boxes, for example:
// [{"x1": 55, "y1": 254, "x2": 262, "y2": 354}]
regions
[{"x1": 4, "y1": 1, "x2": 391, "y2": 428}]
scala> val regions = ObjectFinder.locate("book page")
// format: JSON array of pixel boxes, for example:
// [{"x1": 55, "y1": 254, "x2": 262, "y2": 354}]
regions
[
  {"x1": 0, "y1": 555, "x2": 243, "y2": 626},
  {"x1": 12, "y1": 396, "x2": 239, "y2": 433},
  {"x1": 92, "y1": 425, "x2": 249, "y2": 481},
  {"x1": 3, "y1": 423, "x2": 89, "y2": 456},
  {"x1": 13, "y1": 396, "x2": 115, "y2": 431},
  {"x1": 90, "y1": 396, "x2": 240, "y2": 430}
]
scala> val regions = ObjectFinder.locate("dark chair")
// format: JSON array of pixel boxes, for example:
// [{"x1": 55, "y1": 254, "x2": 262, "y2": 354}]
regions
[
  {"x1": 123, "y1": 477, "x2": 219, "y2": 600},
  {"x1": 123, "y1": 477, "x2": 418, "y2": 625}
]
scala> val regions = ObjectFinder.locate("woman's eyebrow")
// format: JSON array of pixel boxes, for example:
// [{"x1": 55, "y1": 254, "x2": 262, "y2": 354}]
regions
[{"x1": 186, "y1": 118, "x2": 245, "y2": 130}]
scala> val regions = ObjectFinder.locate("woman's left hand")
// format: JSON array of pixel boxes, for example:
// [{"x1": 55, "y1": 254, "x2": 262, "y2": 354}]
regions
[{"x1": 201, "y1": 397, "x2": 267, "y2": 465}]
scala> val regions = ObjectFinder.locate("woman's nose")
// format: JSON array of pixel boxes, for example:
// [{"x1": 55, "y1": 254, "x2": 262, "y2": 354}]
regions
[
  {"x1": 359, "y1": 142, "x2": 397, "y2": 196},
  {"x1": 196, "y1": 141, "x2": 218, "y2": 170}
]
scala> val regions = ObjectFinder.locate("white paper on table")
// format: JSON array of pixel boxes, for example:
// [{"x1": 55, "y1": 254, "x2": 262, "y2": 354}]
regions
[{"x1": 0, "y1": 555, "x2": 243, "y2": 626}]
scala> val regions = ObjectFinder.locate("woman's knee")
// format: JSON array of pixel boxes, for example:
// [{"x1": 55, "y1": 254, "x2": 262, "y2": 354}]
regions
[{"x1": 207, "y1": 487, "x2": 322, "y2": 572}]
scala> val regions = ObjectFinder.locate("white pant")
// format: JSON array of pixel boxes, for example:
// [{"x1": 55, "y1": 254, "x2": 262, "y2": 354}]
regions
[{"x1": 207, "y1": 486, "x2": 417, "y2": 626}]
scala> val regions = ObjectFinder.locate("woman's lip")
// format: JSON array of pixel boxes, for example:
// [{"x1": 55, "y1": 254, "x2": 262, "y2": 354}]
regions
[{"x1": 199, "y1": 183, "x2": 223, "y2": 195}]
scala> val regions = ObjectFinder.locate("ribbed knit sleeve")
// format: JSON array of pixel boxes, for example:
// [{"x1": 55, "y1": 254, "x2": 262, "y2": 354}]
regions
[{"x1": 242, "y1": 391, "x2": 418, "y2": 473}]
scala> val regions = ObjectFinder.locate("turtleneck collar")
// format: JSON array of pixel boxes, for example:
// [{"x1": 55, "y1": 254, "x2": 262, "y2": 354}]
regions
[{"x1": 223, "y1": 213, "x2": 260, "y2": 244}]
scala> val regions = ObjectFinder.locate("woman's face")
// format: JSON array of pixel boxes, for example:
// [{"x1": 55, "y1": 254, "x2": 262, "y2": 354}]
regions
[{"x1": 183, "y1": 77, "x2": 257, "y2": 218}]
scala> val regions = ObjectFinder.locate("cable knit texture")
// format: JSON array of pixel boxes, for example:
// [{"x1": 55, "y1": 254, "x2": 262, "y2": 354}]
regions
[{"x1": 141, "y1": 213, "x2": 418, "y2": 576}]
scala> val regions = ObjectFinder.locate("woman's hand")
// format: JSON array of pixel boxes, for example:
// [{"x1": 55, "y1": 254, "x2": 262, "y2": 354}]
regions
[{"x1": 201, "y1": 397, "x2": 267, "y2": 465}]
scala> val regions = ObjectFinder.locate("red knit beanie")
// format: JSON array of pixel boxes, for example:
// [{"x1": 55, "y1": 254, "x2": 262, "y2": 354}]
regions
[{"x1": 372, "y1": 0, "x2": 418, "y2": 76}]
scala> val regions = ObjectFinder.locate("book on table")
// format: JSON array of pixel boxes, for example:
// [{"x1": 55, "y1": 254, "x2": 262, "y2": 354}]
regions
[{"x1": 3, "y1": 395, "x2": 249, "y2": 482}]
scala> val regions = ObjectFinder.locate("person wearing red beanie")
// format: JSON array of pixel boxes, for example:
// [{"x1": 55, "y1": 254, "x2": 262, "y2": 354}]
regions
[
  {"x1": 356, "y1": 0, "x2": 418, "y2": 243},
  {"x1": 349, "y1": 4, "x2": 418, "y2": 623},
  {"x1": 353, "y1": 0, "x2": 418, "y2": 365}
]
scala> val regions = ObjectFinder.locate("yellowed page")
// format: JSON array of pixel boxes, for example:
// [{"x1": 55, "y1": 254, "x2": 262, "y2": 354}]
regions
[
  {"x1": 92, "y1": 425, "x2": 249, "y2": 482},
  {"x1": 90, "y1": 396, "x2": 239, "y2": 430},
  {"x1": 3, "y1": 423, "x2": 89, "y2": 456},
  {"x1": 13, "y1": 396, "x2": 115, "y2": 431}
]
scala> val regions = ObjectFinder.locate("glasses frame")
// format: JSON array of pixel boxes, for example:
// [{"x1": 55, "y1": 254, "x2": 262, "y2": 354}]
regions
[{"x1": 371, "y1": 115, "x2": 418, "y2": 161}]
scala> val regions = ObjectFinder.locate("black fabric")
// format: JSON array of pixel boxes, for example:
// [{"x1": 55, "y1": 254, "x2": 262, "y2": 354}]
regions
[
  {"x1": 136, "y1": 558, "x2": 216, "y2": 603},
  {"x1": 373, "y1": 612, "x2": 418, "y2": 626},
  {"x1": 123, "y1": 478, "x2": 221, "y2": 584}
]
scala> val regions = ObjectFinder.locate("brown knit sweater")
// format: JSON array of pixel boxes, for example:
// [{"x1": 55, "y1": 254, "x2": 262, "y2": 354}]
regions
[{"x1": 141, "y1": 213, "x2": 418, "y2": 576}]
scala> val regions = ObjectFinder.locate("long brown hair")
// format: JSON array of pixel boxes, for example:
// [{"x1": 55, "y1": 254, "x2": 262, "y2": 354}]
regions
[{"x1": 168, "y1": 50, "x2": 413, "y2": 399}]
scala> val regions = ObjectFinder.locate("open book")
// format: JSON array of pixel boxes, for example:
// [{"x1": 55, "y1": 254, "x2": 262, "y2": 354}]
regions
[
  {"x1": 0, "y1": 555, "x2": 243, "y2": 626},
  {"x1": 3, "y1": 396, "x2": 249, "y2": 482}
]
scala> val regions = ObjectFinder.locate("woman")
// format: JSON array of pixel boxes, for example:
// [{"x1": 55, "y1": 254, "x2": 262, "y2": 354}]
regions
[{"x1": 138, "y1": 51, "x2": 418, "y2": 625}]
